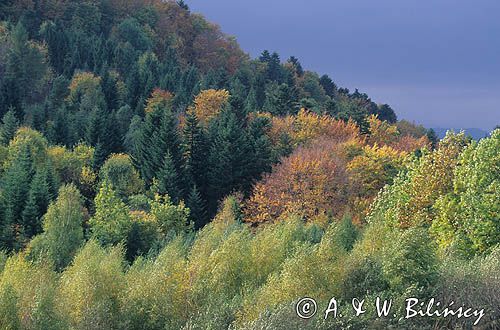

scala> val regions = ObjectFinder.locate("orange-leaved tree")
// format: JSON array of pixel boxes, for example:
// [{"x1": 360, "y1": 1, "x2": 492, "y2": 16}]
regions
[{"x1": 245, "y1": 137, "x2": 353, "y2": 226}]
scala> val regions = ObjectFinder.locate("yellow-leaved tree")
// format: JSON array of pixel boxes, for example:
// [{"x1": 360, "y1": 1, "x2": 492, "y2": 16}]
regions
[{"x1": 191, "y1": 89, "x2": 230, "y2": 125}]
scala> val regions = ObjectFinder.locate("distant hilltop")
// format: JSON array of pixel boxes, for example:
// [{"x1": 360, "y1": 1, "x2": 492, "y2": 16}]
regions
[{"x1": 432, "y1": 127, "x2": 491, "y2": 140}]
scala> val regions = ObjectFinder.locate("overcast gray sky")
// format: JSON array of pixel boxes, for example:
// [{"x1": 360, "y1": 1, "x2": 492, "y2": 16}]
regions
[{"x1": 187, "y1": 0, "x2": 500, "y2": 130}]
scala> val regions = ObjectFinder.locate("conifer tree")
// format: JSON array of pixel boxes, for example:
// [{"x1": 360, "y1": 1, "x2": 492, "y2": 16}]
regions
[
  {"x1": 157, "y1": 104, "x2": 184, "y2": 180},
  {"x1": 100, "y1": 65, "x2": 120, "y2": 111},
  {"x1": 336, "y1": 213, "x2": 359, "y2": 251},
  {"x1": 0, "y1": 144, "x2": 33, "y2": 249},
  {"x1": 21, "y1": 167, "x2": 52, "y2": 240},
  {"x1": 0, "y1": 109, "x2": 19, "y2": 145},
  {"x1": 207, "y1": 108, "x2": 253, "y2": 212},
  {"x1": 247, "y1": 115, "x2": 273, "y2": 179},
  {"x1": 175, "y1": 65, "x2": 200, "y2": 108},
  {"x1": 187, "y1": 184, "x2": 208, "y2": 229},
  {"x1": 47, "y1": 107, "x2": 70, "y2": 145},
  {"x1": 183, "y1": 109, "x2": 208, "y2": 195},
  {"x1": 244, "y1": 87, "x2": 258, "y2": 113},
  {"x1": 319, "y1": 74, "x2": 337, "y2": 98},
  {"x1": 157, "y1": 151, "x2": 181, "y2": 203},
  {"x1": 5, "y1": 22, "x2": 49, "y2": 108},
  {"x1": 40, "y1": 20, "x2": 68, "y2": 75},
  {"x1": 134, "y1": 102, "x2": 184, "y2": 190}
]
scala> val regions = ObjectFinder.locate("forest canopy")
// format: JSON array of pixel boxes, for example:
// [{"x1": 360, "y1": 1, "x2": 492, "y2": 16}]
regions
[{"x1": 0, "y1": 1, "x2": 498, "y2": 329}]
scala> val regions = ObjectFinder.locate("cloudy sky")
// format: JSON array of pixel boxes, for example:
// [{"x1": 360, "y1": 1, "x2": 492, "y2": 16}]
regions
[{"x1": 187, "y1": 0, "x2": 500, "y2": 130}]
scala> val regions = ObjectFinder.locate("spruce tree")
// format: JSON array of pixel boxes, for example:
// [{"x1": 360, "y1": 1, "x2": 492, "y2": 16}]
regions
[
  {"x1": 133, "y1": 109, "x2": 159, "y2": 182},
  {"x1": 336, "y1": 213, "x2": 359, "y2": 252},
  {"x1": 244, "y1": 87, "x2": 258, "y2": 114},
  {"x1": 135, "y1": 103, "x2": 184, "y2": 191},
  {"x1": 187, "y1": 185, "x2": 208, "y2": 230},
  {"x1": 0, "y1": 145, "x2": 33, "y2": 249},
  {"x1": 207, "y1": 108, "x2": 252, "y2": 213},
  {"x1": 182, "y1": 109, "x2": 208, "y2": 193},
  {"x1": 175, "y1": 65, "x2": 200, "y2": 108},
  {"x1": 157, "y1": 104, "x2": 184, "y2": 179},
  {"x1": 101, "y1": 65, "x2": 120, "y2": 111},
  {"x1": 0, "y1": 109, "x2": 19, "y2": 145},
  {"x1": 157, "y1": 151, "x2": 181, "y2": 203},
  {"x1": 319, "y1": 74, "x2": 337, "y2": 98},
  {"x1": 21, "y1": 167, "x2": 52, "y2": 240},
  {"x1": 49, "y1": 107, "x2": 69, "y2": 145},
  {"x1": 247, "y1": 116, "x2": 273, "y2": 179},
  {"x1": 6, "y1": 22, "x2": 48, "y2": 107}
]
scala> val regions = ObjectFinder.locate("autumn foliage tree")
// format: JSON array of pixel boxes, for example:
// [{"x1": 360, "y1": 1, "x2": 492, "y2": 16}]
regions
[
  {"x1": 269, "y1": 108, "x2": 360, "y2": 148},
  {"x1": 191, "y1": 89, "x2": 230, "y2": 125},
  {"x1": 245, "y1": 137, "x2": 351, "y2": 225},
  {"x1": 431, "y1": 129, "x2": 499, "y2": 256},
  {"x1": 368, "y1": 131, "x2": 470, "y2": 228}
]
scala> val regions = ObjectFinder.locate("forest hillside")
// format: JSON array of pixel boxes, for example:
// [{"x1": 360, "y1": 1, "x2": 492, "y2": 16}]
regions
[{"x1": 0, "y1": 1, "x2": 498, "y2": 329}]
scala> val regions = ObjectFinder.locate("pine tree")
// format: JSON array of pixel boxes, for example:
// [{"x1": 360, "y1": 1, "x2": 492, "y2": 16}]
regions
[
  {"x1": 92, "y1": 142, "x2": 107, "y2": 170},
  {"x1": 0, "y1": 109, "x2": 19, "y2": 145},
  {"x1": 86, "y1": 109, "x2": 121, "y2": 167},
  {"x1": 287, "y1": 56, "x2": 303, "y2": 76},
  {"x1": 157, "y1": 105, "x2": 184, "y2": 180},
  {"x1": 49, "y1": 107, "x2": 69, "y2": 145},
  {"x1": 132, "y1": 110, "x2": 159, "y2": 182},
  {"x1": 259, "y1": 50, "x2": 271, "y2": 63},
  {"x1": 267, "y1": 52, "x2": 282, "y2": 82},
  {"x1": 40, "y1": 20, "x2": 69, "y2": 75},
  {"x1": 427, "y1": 128, "x2": 438, "y2": 149}
]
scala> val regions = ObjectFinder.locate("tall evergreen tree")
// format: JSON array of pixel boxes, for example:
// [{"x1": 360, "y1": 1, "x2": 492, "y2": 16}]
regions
[
  {"x1": 0, "y1": 109, "x2": 19, "y2": 145},
  {"x1": 0, "y1": 145, "x2": 33, "y2": 249},
  {"x1": 133, "y1": 103, "x2": 184, "y2": 191},
  {"x1": 287, "y1": 56, "x2": 304, "y2": 76},
  {"x1": 157, "y1": 151, "x2": 181, "y2": 203},
  {"x1": 40, "y1": 20, "x2": 69, "y2": 74},
  {"x1": 207, "y1": 108, "x2": 253, "y2": 213},
  {"x1": 21, "y1": 167, "x2": 53, "y2": 240},
  {"x1": 5, "y1": 22, "x2": 48, "y2": 108},
  {"x1": 175, "y1": 65, "x2": 200, "y2": 108},
  {"x1": 247, "y1": 115, "x2": 273, "y2": 179},
  {"x1": 319, "y1": 74, "x2": 337, "y2": 98},
  {"x1": 182, "y1": 109, "x2": 208, "y2": 194},
  {"x1": 186, "y1": 184, "x2": 208, "y2": 229},
  {"x1": 244, "y1": 87, "x2": 258, "y2": 113}
]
